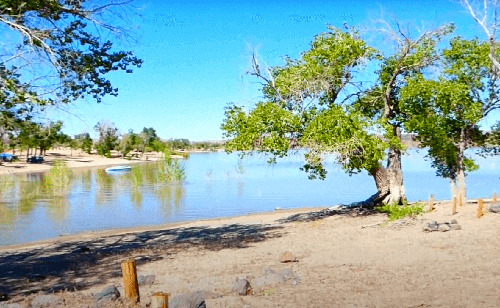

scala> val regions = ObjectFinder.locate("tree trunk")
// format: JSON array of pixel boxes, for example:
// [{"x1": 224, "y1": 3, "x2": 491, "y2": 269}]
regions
[
  {"x1": 342, "y1": 126, "x2": 406, "y2": 209},
  {"x1": 453, "y1": 129, "x2": 467, "y2": 203},
  {"x1": 383, "y1": 126, "x2": 406, "y2": 204},
  {"x1": 343, "y1": 164, "x2": 390, "y2": 208}
]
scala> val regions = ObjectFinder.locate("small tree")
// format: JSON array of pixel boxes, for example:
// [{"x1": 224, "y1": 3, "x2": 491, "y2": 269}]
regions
[
  {"x1": 75, "y1": 133, "x2": 93, "y2": 154},
  {"x1": 94, "y1": 121, "x2": 119, "y2": 157}
]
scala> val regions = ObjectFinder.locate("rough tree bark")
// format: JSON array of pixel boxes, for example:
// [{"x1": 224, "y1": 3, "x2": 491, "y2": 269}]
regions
[{"x1": 384, "y1": 126, "x2": 406, "y2": 204}]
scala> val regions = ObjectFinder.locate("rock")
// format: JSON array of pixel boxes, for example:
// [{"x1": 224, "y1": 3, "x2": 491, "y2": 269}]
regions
[
  {"x1": 279, "y1": 251, "x2": 297, "y2": 263},
  {"x1": 450, "y1": 224, "x2": 462, "y2": 230},
  {"x1": 231, "y1": 277, "x2": 252, "y2": 296},
  {"x1": 450, "y1": 219, "x2": 458, "y2": 224},
  {"x1": 438, "y1": 224, "x2": 451, "y2": 232},
  {"x1": 31, "y1": 294, "x2": 64, "y2": 307},
  {"x1": 253, "y1": 268, "x2": 298, "y2": 289},
  {"x1": 489, "y1": 204, "x2": 500, "y2": 213},
  {"x1": 93, "y1": 285, "x2": 120, "y2": 304},
  {"x1": 138, "y1": 274, "x2": 156, "y2": 286},
  {"x1": 423, "y1": 222, "x2": 439, "y2": 232},
  {"x1": 170, "y1": 291, "x2": 206, "y2": 308}
]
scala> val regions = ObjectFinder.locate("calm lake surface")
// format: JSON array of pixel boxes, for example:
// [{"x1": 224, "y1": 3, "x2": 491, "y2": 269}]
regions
[{"x1": 0, "y1": 149, "x2": 499, "y2": 246}]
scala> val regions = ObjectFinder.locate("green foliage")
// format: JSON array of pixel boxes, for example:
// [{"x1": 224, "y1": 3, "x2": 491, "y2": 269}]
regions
[
  {"x1": 375, "y1": 202, "x2": 425, "y2": 221},
  {"x1": 400, "y1": 37, "x2": 491, "y2": 180},
  {"x1": 42, "y1": 160, "x2": 73, "y2": 196},
  {"x1": 94, "y1": 122, "x2": 118, "y2": 157},
  {"x1": 156, "y1": 150, "x2": 186, "y2": 183},
  {"x1": 301, "y1": 106, "x2": 388, "y2": 178},
  {"x1": 222, "y1": 101, "x2": 302, "y2": 162}
]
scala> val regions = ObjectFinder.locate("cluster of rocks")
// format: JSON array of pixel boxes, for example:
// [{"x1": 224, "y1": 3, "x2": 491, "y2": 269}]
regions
[{"x1": 423, "y1": 219, "x2": 461, "y2": 232}]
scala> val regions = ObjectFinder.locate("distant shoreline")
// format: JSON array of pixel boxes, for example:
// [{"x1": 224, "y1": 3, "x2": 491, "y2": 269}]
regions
[{"x1": 0, "y1": 148, "x2": 190, "y2": 176}]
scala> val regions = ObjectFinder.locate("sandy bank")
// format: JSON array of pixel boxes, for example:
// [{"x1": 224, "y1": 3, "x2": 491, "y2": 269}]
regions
[
  {"x1": 0, "y1": 199, "x2": 499, "y2": 307},
  {"x1": 0, "y1": 148, "x2": 185, "y2": 176}
]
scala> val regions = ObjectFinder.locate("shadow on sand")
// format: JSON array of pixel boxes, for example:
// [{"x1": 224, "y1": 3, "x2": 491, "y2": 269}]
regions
[
  {"x1": 276, "y1": 207, "x2": 379, "y2": 224},
  {"x1": 0, "y1": 223, "x2": 285, "y2": 299}
]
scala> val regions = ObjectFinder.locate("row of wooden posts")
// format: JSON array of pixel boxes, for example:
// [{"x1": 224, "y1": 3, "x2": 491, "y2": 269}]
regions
[
  {"x1": 427, "y1": 192, "x2": 497, "y2": 218},
  {"x1": 121, "y1": 259, "x2": 168, "y2": 308}
]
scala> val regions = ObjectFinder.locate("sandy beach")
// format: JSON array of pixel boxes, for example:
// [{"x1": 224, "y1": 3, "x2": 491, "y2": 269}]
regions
[
  {"x1": 0, "y1": 196, "x2": 499, "y2": 307},
  {"x1": 0, "y1": 148, "x2": 187, "y2": 176}
]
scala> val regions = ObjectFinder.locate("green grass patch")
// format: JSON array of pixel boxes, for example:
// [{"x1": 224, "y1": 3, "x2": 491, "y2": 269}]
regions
[{"x1": 374, "y1": 201, "x2": 425, "y2": 221}]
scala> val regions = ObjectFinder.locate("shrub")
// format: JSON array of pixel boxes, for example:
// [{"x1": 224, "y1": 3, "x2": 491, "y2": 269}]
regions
[
  {"x1": 42, "y1": 160, "x2": 73, "y2": 196},
  {"x1": 375, "y1": 201, "x2": 425, "y2": 221}
]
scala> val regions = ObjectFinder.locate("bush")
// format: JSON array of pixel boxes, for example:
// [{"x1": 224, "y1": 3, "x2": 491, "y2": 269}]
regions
[
  {"x1": 42, "y1": 160, "x2": 73, "y2": 196},
  {"x1": 375, "y1": 201, "x2": 425, "y2": 221}
]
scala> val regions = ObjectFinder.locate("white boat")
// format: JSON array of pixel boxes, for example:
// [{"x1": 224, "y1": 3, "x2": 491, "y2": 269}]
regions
[{"x1": 105, "y1": 165, "x2": 132, "y2": 172}]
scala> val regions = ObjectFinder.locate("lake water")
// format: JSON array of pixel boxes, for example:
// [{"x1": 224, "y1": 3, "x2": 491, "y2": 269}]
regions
[{"x1": 0, "y1": 149, "x2": 499, "y2": 246}]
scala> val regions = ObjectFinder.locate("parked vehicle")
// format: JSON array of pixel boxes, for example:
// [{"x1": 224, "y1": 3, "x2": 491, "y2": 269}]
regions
[
  {"x1": 0, "y1": 153, "x2": 13, "y2": 162},
  {"x1": 27, "y1": 156, "x2": 44, "y2": 164}
]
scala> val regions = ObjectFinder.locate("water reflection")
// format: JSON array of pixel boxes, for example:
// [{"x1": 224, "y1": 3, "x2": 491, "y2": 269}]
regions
[{"x1": 0, "y1": 162, "x2": 188, "y2": 232}]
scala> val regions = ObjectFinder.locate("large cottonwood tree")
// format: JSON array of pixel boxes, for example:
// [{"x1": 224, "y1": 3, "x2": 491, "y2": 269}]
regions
[{"x1": 222, "y1": 25, "x2": 453, "y2": 207}]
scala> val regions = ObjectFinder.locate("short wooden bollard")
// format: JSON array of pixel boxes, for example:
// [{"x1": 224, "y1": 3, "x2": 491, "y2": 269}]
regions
[
  {"x1": 121, "y1": 259, "x2": 140, "y2": 304},
  {"x1": 493, "y1": 192, "x2": 498, "y2": 203},
  {"x1": 429, "y1": 194, "x2": 434, "y2": 211},
  {"x1": 477, "y1": 199, "x2": 484, "y2": 218},
  {"x1": 151, "y1": 293, "x2": 169, "y2": 308},
  {"x1": 452, "y1": 197, "x2": 457, "y2": 215}
]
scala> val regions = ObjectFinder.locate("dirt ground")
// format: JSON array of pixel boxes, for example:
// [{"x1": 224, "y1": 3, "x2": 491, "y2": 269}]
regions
[{"x1": 0, "y1": 199, "x2": 499, "y2": 307}]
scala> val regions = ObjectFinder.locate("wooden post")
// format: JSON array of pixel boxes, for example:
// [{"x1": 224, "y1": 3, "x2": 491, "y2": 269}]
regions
[
  {"x1": 477, "y1": 199, "x2": 484, "y2": 219},
  {"x1": 121, "y1": 259, "x2": 140, "y2": 305},
  {"x1": 151, "y1": 293, "x2": 169, "y2": 308},
  {"x1": 452, "y1": 197, "x2": 457, "y2": 215},
  {"x1": 493, "y1": 192, "x2": 498, "y2": 203},
  {"x1": 429, "y1": 194, "x2": 434, "y2": 211},
  {"x1": 459, "y1": 195, "x2": 463, "y2": 207}
]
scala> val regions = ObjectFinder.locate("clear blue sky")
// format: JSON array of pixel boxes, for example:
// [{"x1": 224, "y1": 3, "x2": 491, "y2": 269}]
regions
[{"x1": 48, "y1": 0, "x2": 498, "y2": 141}]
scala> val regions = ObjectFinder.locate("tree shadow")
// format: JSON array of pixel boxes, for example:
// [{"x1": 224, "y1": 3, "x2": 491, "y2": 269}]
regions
[
  {"x1": 276, "y1": 207, "x2": 381, "y2": 224},
  {"x1": 0, "y1": 223, "x2": 284, "y2": 299}
]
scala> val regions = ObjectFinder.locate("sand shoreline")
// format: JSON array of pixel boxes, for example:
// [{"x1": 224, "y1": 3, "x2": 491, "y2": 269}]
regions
[
  {"x1": 0, "y1": 206, "x2": 326, "y2": 252},
  {"x1": 1, "y1": 199, "x2": 499, "y2": 307},
  {"x1": 0, "y1": 148, "x2": 191, "y2": 176}
]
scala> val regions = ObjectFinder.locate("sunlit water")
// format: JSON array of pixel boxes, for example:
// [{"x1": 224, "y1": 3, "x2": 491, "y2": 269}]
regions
[{"x1": 0, "y1": 149, "x2": 499, "y2": 246}]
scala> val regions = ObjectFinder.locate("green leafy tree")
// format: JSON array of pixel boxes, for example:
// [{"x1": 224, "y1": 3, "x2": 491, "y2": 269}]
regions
[
  {"x1": 400, "y1": 37, "x2": 497, "y2": 201},
  {"x1": 94, "y1": 121, "x2": 118, "y2": 157},
  {"x1": 0, "y1": 1, "x2": 142, "y2": 134},
  {"x1": 75, "y1": 133, "x2": 93, "y2": 154},
  {"x1": 222, "y1": 25, "x2": 453, "y2": 207}
]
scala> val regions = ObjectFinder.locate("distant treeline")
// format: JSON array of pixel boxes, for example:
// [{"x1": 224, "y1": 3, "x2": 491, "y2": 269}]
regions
[{"x1": 0, "y1": 120, "x2": 226, "y2": 159}]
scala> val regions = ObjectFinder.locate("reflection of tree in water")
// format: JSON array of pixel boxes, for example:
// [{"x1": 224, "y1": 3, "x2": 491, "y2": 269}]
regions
[
  {"x1": 45, "y1": 197, "x2": 70, "y2": 222},
  {"x1": 155, "y1": 184, "x2": 186, "y2": 217},
  {"x1": 79, "y1": 169, "x2": 92, "y2": 192},
  {"x1": 95, "y1": 169, "x2": 115, "y2": 206},
  {"x1": 0, "y1": 175, "x2": 15, "y2": 200},
  {"x1": 237, "y1": 181, "x2": 244, "y2": 198},
  {"x1": 0, "y1": 204, "x2": 15, "y2": 225},
  {"x1": 130, "y1": 187, "x2": 142, "y2": 209},
  {"x1": 18, "y1": 180, "x2": 43, "y2": 214}
]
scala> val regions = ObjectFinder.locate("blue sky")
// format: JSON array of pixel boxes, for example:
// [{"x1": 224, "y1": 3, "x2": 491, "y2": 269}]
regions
[{"x1": 46, "y1": 0, "x2": 498, "y2": 141}]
